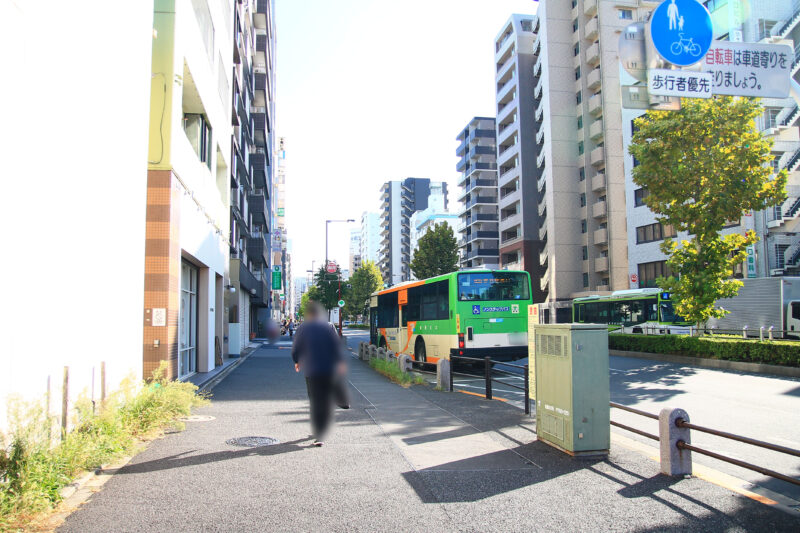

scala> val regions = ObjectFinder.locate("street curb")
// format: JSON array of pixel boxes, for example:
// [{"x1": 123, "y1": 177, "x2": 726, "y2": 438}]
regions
[{"x1": 610, "y1": 349, "x2": 800, "y2": 379}]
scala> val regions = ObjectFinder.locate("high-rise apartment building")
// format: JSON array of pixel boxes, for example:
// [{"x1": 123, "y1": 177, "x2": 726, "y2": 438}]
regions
[
  {"x1": 349, "y1": 229, "x2": 362, "y2": 274},
  {"x1": 494, "y1": 15, "x2": 546, "y2": 301},
  {"x1": 456, "y1": 117, "x2": 500, "y2": 270},
  {"x1": 226, "y1": 0, "x2": 277, "y2": 353},
  {"x1": 624, "y1": 0, "x2": 800, "y2": 284},
  {"x1": 360, "y1": 211, "x2": 382, "y2": 266},
  {"x1": 271, "y1": 137, "x2": 290, "y2": 321},
  {"x1": 379, "y1": 178, "x2": 448, "y2": 284}
]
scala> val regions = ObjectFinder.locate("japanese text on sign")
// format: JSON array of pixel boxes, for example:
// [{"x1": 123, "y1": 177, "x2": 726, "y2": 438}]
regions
[
  {"x1": 701, "y1": 41, "x2": 791, "y2": 98},
  {"x1": 647, "y1": 69, "x2": 712, "y2": 98}
]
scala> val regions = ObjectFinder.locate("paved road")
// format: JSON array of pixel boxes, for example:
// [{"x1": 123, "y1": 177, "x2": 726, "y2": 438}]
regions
[
  {"x1": 344, "y1": 330, "x2": 800, "y2": 504},
  {"x1": 59, "y1": 338, "x2": 800, "y2": 531}
]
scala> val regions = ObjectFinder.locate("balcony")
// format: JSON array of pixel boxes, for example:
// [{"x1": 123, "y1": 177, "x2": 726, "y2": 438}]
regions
[
  {"x1": 537, "y1": 174, "x2": 547, "y2": 194},
  {"x1": 538, "y1": 196, "x2": 547, "y2": 217},
  {"x1": 467, "y1": 230, "x2": 500, "y2": 243},
  {"x1": 247, "y1": 232, "x2": 269, "y2": 264},
  {"x1": 586, "y1": 42, "x2": 600, "y2": 65},
  {"x1": 254, "y1": 71, "x2": 267, "y2": 102},
  {"x1": 533, "y1": 33, "x2": 541, "y2": 56},
  {"x1": 540, "y1": 268, "x2": 550, "y2": 292},
  {"x1": 536, "y1": 123, "x2": 545, "y2": 145},
  {"x1": 594, "y1": 227, "x2": 608, "y2": 245},
  {"x1": 249, "y1": 189, "x2": 268, "y2": 225},
  {"x1": 534, "y1": 56, "x2": 542, "y2": 78},
  {"x1": 590, "y1": 146, "x2": 605, "y2": 167},
  {"x1": 584, "y1": 0, "x2": 597, "y2": 16},
  {"x1": 537, "y1": 147, "x2": 546, "y2": 168},
  {"x1": 588, "y1": 93, "x2": 602, "y2": 116},
  {"x1": 592, "y1": 200, "x2": 607, "y2": 219},
  {"x1": 534, "y1": 77, "x2": 543, "y2": 100},
  {"x1": 587, "y1": 67, "x2": 601, "y2": 90},
  {"x1": 591, "y1": 173, "x2": 606, "y2": 192},
  {"x1": 466, "y1": 195, "x2": 498, "y2": 209},
  {"x1": 466, "y1": 247, "x2": 500, "y2": 259},
  {"x1": 535, "y1": 100, "x2": 544, "y2": 122},
  {"x1": 254, "y1": 0, "x2": 269, "y2": 30},
  {"x1": 594, "y1": 256, "x2": 609, "y2": 272},
  {"x1": 585, "y1": 17, "x2": 599, "y2": 41},
  {"x1": 540, "y1": 249, "x2": 548, "y2": 267},
  {"x1": 539, "y1": 222, "x2": 547, "y2": 242},
  {"x1": 250, "y1": 149, "x2": 268, "y2": 188},
  {"x1": 239, "y1": 261, "x2": 259, "y2": 295},
  {"x1": 589, "y1": 119, "x2": 604, "y2": 141},
  {"x1": 252, "y1": 111, "x2": 267, "y2": 146},
  {"x1": 469, "y1": 145, "x2": 495, "y2": 159}
]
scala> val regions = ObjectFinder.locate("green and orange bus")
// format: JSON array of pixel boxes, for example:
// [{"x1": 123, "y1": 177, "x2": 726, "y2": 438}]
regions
[{"x1": 369, "y1": 269, "x2": 532, "y2": 363}]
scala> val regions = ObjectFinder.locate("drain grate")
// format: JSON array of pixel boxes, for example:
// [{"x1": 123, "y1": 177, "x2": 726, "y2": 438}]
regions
[
  {"x1": 178, "y1": 415, "x2": 216, "y2": 422},
  {"x1": 226, "y1": 436, "x2": 280, "y2": 448}
]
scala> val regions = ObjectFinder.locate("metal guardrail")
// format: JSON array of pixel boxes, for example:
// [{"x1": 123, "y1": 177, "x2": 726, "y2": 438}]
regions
[
  {"x1": 450, "y1": 355, "x2": 530, "y2": 415},
  {"x1": 610, "y1": 403, "x2": 800, "y2": 487}
]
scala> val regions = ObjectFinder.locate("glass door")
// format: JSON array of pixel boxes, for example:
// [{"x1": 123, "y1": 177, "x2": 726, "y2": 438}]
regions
[{"x1": 179, "y1": 261, "x2": 198, "y2": 378}]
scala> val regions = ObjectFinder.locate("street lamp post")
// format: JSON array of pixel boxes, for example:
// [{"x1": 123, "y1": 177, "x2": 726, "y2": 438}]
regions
[{"x1": 325, "y1": 218, "x2": 355, "y2": 336}]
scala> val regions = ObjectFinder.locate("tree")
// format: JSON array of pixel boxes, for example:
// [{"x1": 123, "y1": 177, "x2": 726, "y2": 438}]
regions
[
  {"x1": 298, "y1": 287, "x2": 321, "y2": 319},
  {"x1": 313, "y1": 265, "x2": 344, "y2": 312},
  {"x1": 409, "y1": 223, "x2": 459, "y2": 280},
  {"x1": 345, "y1": 260, "x2": 383, "y2": 320},
  {"x1": 629, "y1": 96, "x2": 786, "y2": 327}
]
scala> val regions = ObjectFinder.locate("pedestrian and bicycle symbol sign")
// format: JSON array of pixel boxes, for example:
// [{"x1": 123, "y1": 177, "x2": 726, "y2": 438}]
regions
[{"x1": 650, "y1": 0, "x2": 712, "y2": 67}]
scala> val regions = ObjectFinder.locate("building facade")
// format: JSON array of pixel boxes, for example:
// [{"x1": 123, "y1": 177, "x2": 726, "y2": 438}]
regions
[
  {"x1": 456, "y1": 117, "x2": 500, "y2": 270},
  {"x1": 494, "y1": 15, "x2": 546, "y2": 302},
  {"x1": 379, "y1": 178, "x2": 448, "y2": 285},
  {"x1": 349, "y1": 229, "x2": 362, "y2": 274},
  {"x1": 360, "y1": 211, "x2": 382, "y2": 266},
  {"x1": 624, "y1": 0, "x2": 800, "y2": 285},
  {"x1": 224, "y1": 0, "x2": 277, "y2": 353}
]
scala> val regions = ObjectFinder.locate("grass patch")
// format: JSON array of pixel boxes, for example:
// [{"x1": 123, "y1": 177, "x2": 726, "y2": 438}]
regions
[
  {"x1": 0, "y1": 362, "x2": 209, "y2": 531},
  {"x1": 368, "y1": 358, "x2": 426, "y2": 387},
  {"x1": 609, "y1": 334, "x2": 800, "y2": 367},
  {"x1": 345, "y1": 324, "x2": 370, "y2": 330}
]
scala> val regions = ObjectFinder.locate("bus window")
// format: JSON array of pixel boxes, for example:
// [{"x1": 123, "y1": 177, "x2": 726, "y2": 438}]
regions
[
  {"x1": 401, "y1": 305, "x2": 408, "y2": 327},
  {"x1": 377, "y1": 292, "x2": 398, "y2": 328},
  {"x1": 576, "y1": 304, "x2": 584, "y2": 322},
  {"x1": 659, "y1": 301, "x2": 680, "y2": 323},
  {"x1": 457, "y1": 272, "x2": 530, "y2": 301},
  {"x1": 437, "y1": 280, "x2": 449, "y2": 319},
  {"x1": 407, "y1": 286, "x2": 422, "y2": 321},
  {"x1": 643, "y1": 298, "x2": 658, "y2": 321}
]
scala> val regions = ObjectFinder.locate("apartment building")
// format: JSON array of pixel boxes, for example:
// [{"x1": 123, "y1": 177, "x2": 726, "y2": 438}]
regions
[
  {"x1": 379, "y1": 178, "x2": 448, "y2": 285},
  {"x1": 143, "y1": 0, "x2": 236, "y2": 379},
  {"x1": 226, "y1": 0, "x2": 276, "y2": 354},
  {"x1": 360, "y1": 211, "x2": 382, "y2": 266},
  {"x1": 1, "y1": 2, "x2": 153, "y2": 432},
  {"x1": 456, "y1": 117, "x2": 500, "y2": 270},
  {"x1": 494, "y1": 15, "x2": 546, "y2": 301},
  {"x1": 349, "y1": 229, "x2": 362, "y2": 273},
  {"x1": 272, "y1": 137, "x2": 290, "y2": 321},
  {"x1": 624, "y1": 0, "x2": 800, "y2": 284}
]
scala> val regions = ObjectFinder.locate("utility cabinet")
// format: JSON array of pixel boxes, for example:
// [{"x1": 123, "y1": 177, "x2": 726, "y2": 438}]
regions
[{"x1": 532, "y1": 323, "x2": 609, "y2": 456}]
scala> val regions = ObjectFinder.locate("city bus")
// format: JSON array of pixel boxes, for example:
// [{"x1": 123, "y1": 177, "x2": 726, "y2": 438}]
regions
[
  {"x1": 572, "y1": 288, "x2": 692, "y2": 333},
  {"x1": 369, "y1": 270, "x2": 532, "y2": 363}
]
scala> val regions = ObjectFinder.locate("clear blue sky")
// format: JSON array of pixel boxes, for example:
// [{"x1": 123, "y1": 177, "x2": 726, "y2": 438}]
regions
[{"x1": 277, "y1": 0, "x2": 537, "y2": 277}]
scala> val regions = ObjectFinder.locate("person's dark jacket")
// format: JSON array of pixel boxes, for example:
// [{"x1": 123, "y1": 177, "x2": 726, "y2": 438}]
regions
[{"x1": 291, "y1": 320, "x2": 343, "y2": 377}]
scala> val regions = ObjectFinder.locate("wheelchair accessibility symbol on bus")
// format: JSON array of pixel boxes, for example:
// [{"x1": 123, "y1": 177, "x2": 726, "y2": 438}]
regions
[{"x1": 472, "y1": 305, "x2": 481, "y2": 315}]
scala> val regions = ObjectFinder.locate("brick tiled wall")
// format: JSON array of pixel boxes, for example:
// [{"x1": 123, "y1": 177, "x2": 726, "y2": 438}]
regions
[{"x1": 143, "y1": 170, "x2": 181, "y2": 379}]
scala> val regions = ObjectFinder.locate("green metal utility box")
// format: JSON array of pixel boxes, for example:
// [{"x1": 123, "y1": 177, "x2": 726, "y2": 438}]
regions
[{"x1": 532, "y1": 323, "x2": 609, "y2": 456}]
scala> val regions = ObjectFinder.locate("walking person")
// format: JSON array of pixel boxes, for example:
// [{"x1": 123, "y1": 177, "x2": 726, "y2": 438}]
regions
[
  {"x1": 291, "y1": 302, "x2": 346, "y2": 446},
  {"x1": 288, "y1": 319, "x2": 295, "y2": 338}
]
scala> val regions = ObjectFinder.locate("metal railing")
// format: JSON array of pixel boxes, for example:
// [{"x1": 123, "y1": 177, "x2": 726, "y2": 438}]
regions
[
  {"x1": 449, "y1": 355, "x2": 531, "y2": 415},
  {"x1": 610, "y1": 403, "x2": 800, "y2": 487}
]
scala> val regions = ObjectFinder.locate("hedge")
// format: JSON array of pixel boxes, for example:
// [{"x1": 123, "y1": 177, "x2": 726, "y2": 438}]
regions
[{"x1": 609, "y1": 334, "x2": 800, "y2": 367}]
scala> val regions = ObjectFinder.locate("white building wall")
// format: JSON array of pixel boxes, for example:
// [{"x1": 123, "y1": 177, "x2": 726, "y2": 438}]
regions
[
  {"x1": 0, "y1": 2, "x2": 154, "y2": 432},
  {"x1": 361, "y1": 211, "x2": 381, "y2": 264}
]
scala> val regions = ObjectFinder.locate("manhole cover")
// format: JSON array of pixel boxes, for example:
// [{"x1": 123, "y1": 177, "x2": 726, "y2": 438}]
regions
[
  {"x1": 226, "y1": 436, "x2": 280, "y2": 447},
  {"x1": 178, "y1": 415, "x2": 216, "y2": 422}
]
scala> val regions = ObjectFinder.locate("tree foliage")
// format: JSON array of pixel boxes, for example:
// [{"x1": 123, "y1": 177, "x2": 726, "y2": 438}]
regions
[
  {"x1": 313, "y1": 266, "x2": 343, "y2": 311},
  {"x1": 345, "y1": 260, "x2": 383, "y2": 320},
  {"x1": 298, "y1": 287, "x2": 321, "y2": 319},
  {"x1": 409, "y1": 223, "x2": 459, "y2": 280},
  {"x1": 629, "y1": 96, "x2": 786, "y2": 326}
]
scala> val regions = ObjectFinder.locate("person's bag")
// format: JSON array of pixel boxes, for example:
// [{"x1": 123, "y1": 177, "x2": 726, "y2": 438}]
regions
[{"x1": 333, "y1": 374, "x2": 350, "y2": 409}]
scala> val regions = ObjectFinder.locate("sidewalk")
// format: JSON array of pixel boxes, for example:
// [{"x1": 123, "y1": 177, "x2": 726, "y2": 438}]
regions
[{"x1": 58, "y1": 342, "x2": 799, "y2": 532}]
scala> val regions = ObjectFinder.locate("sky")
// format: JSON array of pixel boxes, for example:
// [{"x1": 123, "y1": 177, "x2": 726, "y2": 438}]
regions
[{"x1": 276, "y1": 0, "x2": 538, "y2": 278}]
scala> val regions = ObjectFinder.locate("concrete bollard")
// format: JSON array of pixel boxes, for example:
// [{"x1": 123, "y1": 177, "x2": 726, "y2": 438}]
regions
[
  {"x1": 377, "y1": 347, "x2": 386, "y2": 361},
  {"x1": 386, "y1": 351, "x2": 395, "y2": 361},
  {"x1": 437, "y1": 359, "x2": 452, "y2": 391},
  {"x1": 398, "y1": 354, "x2": 411, "y2": 373},
  {"x1": 659, "y1": 407, "x2": 692, "y2": 476},
  {"x1": 369, "y1": 345, "x2": 378, "y2": 359},
  {"x1": 759, "y1": 326, "x2": 764, "y2": 342},
  {"x1": 769, "y1": 326, "x2": 774, "y2": 341}
]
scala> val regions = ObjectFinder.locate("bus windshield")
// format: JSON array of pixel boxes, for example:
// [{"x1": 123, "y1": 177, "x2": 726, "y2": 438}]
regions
[
  {"x1": 458, "y1": 272, "x2": 529, "y2": 301},
  {"x1": 659, "y1": 301, "x2": 684, "y2": 323}
]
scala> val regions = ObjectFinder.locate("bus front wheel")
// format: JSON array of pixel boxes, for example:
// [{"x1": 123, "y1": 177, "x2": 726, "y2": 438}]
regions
[{"x1": 414, "y1": 338, "x2": 427, "y2": 363}]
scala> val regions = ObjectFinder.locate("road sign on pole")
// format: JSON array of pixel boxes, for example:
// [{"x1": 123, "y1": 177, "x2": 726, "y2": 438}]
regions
[
  {"x1": 338, "y1": 299, "x2": 345, "y2": 308},
  {"x1": 650, "y1": 0, "x2": 713, "y2": 67},
  {"x1": 648, "y1": 68, "x2": 713, "y2": 98},
  {"x1": 326, "y1": 261, "x2": 337, "y2": 274},
  {"x1": 702, "y1": 41, "x2": 793, "y2": 98}
]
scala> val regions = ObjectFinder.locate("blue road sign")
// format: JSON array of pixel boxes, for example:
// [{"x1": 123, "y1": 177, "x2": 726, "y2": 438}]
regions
[{"x1": 650, "y1": 0, "x2": 713, "y2": 67}]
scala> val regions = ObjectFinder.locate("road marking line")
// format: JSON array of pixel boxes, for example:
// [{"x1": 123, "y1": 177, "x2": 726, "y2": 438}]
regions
[{"x1": 457, "y1": 389, "x2": 508, "y2": 402}]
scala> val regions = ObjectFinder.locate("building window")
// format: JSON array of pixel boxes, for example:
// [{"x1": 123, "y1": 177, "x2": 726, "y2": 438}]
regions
[
  {"x1": 619, "y1": 9, "x2": 633, "y2": 20},
  {"x1": 636, "y1": 222, "x2": 676, "y2": 244},
  {"x1": 576, "y1": 91, "x2": 582, "y2": 104},
  {"x1": 764, "y1": 107, "x2": 781, "y2": 129},
  {"x1": 634, "y1": 188, "x2": 649, "y2": 207},
  {"x1": 574, "y1": 43, "x2": 580, "y2": 56},
  {"x1": 582, "y1": 246, "x2": 588, "y2": 260},
  {"x1": 183, "y1": 113, "x2": 213, "y2": 169},
  {"x1": 637, "y1": 260, "x2": 671, "y2": 288},
  {"x1": 179, "y1": 261, "x2": 199, "y2": 378},
  {"x1": 583, "y1": 273, "x2": 589, "y2": 287},
  {"x1": 580, "y1": 193, "x2": 586, "y2": 207},
  {"x1": 521, "y1": 19, "x2": 533, "y2": 32},
  {"x1": 575, "y1": 66, "x2": 581, "y2": 80},
  {"x1": 578, "y1": 141, "x2": 584, "y2": 155},
  {"x1": 573, "y1": 18, "x2": 579, "y2": 32},
  {"x1": 579, "y1": 167, "x2": 585, "y2": 181},
  {"x1": 572, "y1": 0, "x2": 578, "y2": 8},
  {"x1": 581, "y1": 219, "x2": 587, "y2": 233},
  {"x1": 776, "y1": 244, "x2": 789, "y2": 269},
  {"x1": 577, "y1": 116, "x2": 583, "y2": 129}
]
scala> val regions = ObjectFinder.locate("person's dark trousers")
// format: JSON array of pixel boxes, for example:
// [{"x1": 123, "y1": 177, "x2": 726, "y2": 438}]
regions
[{"x1": 305, "y1": 375, "x2": 334, "y2": 440}]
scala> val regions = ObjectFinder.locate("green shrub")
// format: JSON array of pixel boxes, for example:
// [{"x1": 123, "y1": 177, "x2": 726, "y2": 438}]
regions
[
  {"x1": 369, "y1": 358, "x2": 425, "y2": 387},
  {"x1": 609, "y1": 334, "x2": 800, "y2": 367},
  {"x1": 0, "y1": 362, "x2": 209, "y2": 531}
]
